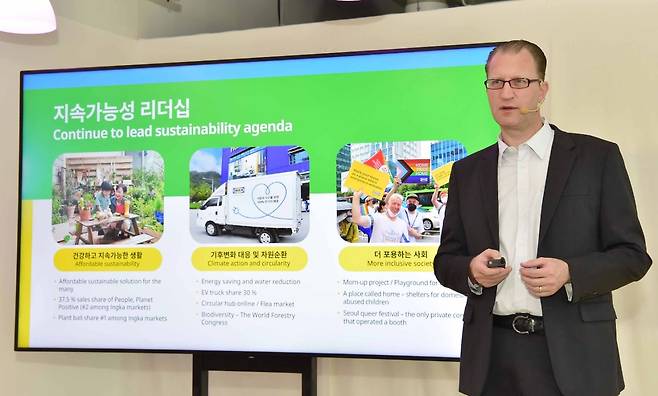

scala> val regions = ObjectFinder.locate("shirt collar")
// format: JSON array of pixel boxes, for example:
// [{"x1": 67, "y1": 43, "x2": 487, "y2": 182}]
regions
[{"x1": 497, "y1": 120, "x2": 554, "y2": 161}]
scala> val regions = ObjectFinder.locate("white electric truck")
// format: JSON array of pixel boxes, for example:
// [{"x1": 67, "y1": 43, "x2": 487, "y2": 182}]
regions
[{"x1": 196, "y1": 171, "x2": 303, "y2": 243}]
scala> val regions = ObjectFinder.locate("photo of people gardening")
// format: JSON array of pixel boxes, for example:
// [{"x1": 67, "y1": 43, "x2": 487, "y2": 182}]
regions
[
  {"x1": 189, "y1": 146, "x2": 310, "y2": 244},
  {"x1": 51, "y1": 151, "x2": 164, "y2": 245},
  {"x1": 336, "y1": 141, "x2": 466, "y2": 244}
]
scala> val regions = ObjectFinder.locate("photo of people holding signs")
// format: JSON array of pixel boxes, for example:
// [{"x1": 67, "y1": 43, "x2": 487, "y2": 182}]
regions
[
  {"x1": 189, "y1": 145, "x2": 310, "y2": 244},
  {"x1": 336, "y1": 140, "x2": 466, "y2": 244},
  {"x1": 51, "y1": 151, "x2": 164, "y2": 245}
]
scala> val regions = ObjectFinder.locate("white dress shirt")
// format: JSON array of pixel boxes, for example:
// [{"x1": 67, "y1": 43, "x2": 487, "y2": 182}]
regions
[{"x1": 493, "y1": 121, "x2": 554, "y2": 316}]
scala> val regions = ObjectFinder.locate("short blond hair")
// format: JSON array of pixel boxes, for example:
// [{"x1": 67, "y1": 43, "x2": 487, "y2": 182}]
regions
[{"x1": 388, "y1": 193, "x2": 403, "y2": 204}]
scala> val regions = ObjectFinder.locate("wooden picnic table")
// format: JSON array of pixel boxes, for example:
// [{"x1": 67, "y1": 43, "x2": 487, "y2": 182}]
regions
[{"x1": 74, "y1": 213, "x2": 141, "y2": 245}]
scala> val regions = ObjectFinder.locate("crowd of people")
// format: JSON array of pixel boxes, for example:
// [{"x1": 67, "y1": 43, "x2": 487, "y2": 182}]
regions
[{"x1": 337, "y1": 178, "x2": 448, "y2": 244}]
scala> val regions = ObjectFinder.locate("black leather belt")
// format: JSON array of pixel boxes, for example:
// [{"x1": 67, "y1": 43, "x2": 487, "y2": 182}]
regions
[{"x1": 493, "y1": 314, "x2": 544, "y2": 335}]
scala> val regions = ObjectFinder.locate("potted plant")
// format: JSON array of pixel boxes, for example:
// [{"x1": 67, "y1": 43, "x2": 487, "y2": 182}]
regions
[
  {"x1": 78, "y1": 192, "x2": 95, "y2": 221},
  {"x1": 66, "y1": 189, "x2": 82, "y2": 220},
  {"x1": 65, "y1": 204, "x2": 76, "y2": 219}
]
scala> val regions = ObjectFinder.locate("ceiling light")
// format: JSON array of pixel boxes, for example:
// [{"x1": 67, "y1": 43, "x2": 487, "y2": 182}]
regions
[{"x1": 0, "y1": 0, "x2": 56, "y2": 34}]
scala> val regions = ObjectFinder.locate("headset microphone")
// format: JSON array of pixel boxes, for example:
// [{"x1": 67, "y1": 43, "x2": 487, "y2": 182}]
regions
[{"x1": 520, "y1": 101, "x2": 543, "y2": 114}]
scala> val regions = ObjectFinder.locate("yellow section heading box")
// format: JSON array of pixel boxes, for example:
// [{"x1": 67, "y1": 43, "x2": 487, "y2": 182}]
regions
[
  {"x1": 339, "y1": 246, "x2": 435, "y2": 272},
  {"x1": 192, "y1": 247, "x2": 307, "y2": 271},
  {"x1": 54, "y1": 248, "x2": 162, "y2": 271}
]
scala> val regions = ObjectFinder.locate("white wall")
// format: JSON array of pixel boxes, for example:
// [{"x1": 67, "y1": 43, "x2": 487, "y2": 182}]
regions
[{"x1": 2, "y1": 0, "x2": 656, "y2": 395}]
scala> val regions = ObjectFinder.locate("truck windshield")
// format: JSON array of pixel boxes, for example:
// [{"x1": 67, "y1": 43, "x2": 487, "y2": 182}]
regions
[{"x1": 200, "y1": 197, "x2": 219, "y2": 210}]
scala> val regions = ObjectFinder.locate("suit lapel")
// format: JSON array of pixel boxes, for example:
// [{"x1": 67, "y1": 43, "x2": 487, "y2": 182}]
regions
[
  {"x1": 539, "y1": 127, "x2": 576, "y2": 245},
  {"x1": 477, "y1": 144, "x2": 500, "y2": 248}
]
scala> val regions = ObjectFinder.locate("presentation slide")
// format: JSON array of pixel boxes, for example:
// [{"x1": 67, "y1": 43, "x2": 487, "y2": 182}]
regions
[{"x1": 16, "y1": 44, "x2": 497, "y2": 358}]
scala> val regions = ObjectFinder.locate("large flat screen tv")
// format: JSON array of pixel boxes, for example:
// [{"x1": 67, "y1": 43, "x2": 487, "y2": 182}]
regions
[{"x1": 16, "y1": 43, "x2": 497, "y2": 359}]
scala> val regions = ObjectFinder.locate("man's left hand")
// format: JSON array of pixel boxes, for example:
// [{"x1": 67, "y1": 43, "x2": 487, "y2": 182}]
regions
[{"x1": 520, "y1": 258, "x2": 570, "y2": 297}]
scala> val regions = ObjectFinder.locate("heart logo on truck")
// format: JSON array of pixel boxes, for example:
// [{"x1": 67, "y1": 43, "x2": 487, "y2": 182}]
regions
[{"x1": 251, "y1": 182, "x2": 288, "y2": 218}]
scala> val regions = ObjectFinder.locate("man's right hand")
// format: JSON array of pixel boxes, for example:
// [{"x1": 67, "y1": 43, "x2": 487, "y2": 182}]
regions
[{"x1": 469, "y1": 249, "x2": 512, "y2": 288}]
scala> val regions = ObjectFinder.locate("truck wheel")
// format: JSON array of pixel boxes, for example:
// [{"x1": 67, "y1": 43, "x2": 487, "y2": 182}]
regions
[
  {"x1": 258, "y1": 230, "x2": 274, "y2": 244},
  {"x1": 423, "y1": 219, "x2": 433, "y2": 230},
  {"x1": 205, "y1": 222, "x2": 219, "y2": 236}
]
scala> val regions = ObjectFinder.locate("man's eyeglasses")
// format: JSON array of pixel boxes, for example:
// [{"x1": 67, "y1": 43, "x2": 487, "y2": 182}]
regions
[{"x1": 484, "y1": 78, "x2": 542, "y2": 90}]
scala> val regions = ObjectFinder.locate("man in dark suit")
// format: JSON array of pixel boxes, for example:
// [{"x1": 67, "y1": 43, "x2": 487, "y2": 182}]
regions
[{"x1": 434, "y1": 40, "x2": 651, "y2": 396}]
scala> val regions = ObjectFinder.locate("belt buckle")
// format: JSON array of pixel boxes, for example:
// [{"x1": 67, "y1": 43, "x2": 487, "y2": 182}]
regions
[{"x1": 512, "y1": 315, "x2": 534, "y2": 335}]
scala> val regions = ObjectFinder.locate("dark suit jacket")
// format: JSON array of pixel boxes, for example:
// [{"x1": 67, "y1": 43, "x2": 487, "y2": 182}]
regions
[{"x1": 434, "y1": 125, "x2": 652, "y2": 396}]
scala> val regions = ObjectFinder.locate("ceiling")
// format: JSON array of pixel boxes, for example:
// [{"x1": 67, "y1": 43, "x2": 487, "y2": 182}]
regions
[{"x1": 51, "y1": 0, "x2": 511, "y2": 39}]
